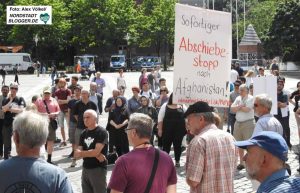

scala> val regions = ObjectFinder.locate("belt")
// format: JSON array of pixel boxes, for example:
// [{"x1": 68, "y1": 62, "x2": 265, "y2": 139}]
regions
[{"x1": 236, "y1": 118, "x2": 254, "y2": 123}]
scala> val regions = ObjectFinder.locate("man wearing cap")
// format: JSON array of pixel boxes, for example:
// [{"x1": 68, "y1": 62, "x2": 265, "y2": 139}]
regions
[
  {"x1": 2, "y1": 83, "x2": 26, "y2": 159},
  {"x1": 231, "y1": 84, "x2": 255, "y2": 170},
  {"x1": 35, "y1": 88, "x2": 60, "y2": 164},
  {"x1": 252, "y1": 94, "x2": 283, "y2": 136},
  {"x1": 235, "y1": 131, "x2": 300, "y2": 193},
  {"x1": 185, "y1": 101, "x2": 238, "y2": 193}
]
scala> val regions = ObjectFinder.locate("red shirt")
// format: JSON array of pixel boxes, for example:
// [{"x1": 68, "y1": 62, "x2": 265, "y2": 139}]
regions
[{"x1": 54, "y1": 88, "x2": 71, "y2": 112}]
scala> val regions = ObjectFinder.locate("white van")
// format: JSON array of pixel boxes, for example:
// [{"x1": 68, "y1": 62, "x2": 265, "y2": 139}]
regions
[{"x1": 0, "y1": 53, "x2": 35, "y2": 74}]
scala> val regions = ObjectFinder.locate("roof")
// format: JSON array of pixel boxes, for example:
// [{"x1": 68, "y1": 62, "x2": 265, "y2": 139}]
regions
[{"x1": 239, "y1": 24, "x2": 261, "y2": 46}]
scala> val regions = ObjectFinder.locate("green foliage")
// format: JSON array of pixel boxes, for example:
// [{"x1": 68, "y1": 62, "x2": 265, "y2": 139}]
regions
[
  {"x1": 135, "y1": 0, "x2": 176, "y2": 56},
  {"x1": 1, "y1": 0, "x2": 299, "y2": 64},
  {"x1": 264, "y1": 0, "x2": 300, "y2": 61}
]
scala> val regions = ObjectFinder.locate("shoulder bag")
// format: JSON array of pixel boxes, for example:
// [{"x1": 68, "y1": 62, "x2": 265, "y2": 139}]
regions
[
  {"x1": 43, "y1": 100, "x2": 58, "y2": 130},
  {"x1": 144, "y1": 148, "x2": 160, "y2": 193}
]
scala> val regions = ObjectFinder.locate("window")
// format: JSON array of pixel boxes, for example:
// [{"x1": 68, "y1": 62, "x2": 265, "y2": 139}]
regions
[{"x1": 23, "y1": 56, "x2": 30, "y2": 62}]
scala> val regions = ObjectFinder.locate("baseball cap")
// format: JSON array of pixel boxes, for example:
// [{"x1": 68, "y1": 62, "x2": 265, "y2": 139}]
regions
[
  {"x1": 43, "y1": 89, "x2": 51, "y2": 94},
  {"x1": 184, "y1": 101, "x2": 213, "y2": 118},
  {"x1": 10, "y1": 82, "x2": 19, "y2": 89},
  {"x1": 234, "y1": 131, "x2": 288, "y2": 161}
]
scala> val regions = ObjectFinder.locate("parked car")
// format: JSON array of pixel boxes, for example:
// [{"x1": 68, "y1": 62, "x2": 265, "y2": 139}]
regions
[
  {"x1": 130, "y1": 56, "x2": 161, "y2": 71},
  {"x1": 110, "y1": 55, "x2": 127, "y2": 71}
]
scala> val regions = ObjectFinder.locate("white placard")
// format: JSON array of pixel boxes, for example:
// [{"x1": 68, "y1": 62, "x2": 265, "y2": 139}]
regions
[
  {"x1": 173, "y1": 4, "x2": 232, "y2": 107},
  {"x1": 253, "y1": 76, "x2": 278, "y2": 115},
  {"x1": 7, "y1": 6, "x2": 52, "y2": 25}
]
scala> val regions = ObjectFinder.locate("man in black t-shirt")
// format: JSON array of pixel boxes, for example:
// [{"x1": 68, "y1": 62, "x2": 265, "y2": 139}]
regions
[
  {"x1": 73, "y1": 89, "x2": 97, "y2": 146},
  {"x1": 74, "y1": 109, "x2": 108, "y2": 193},
  {"x1": 2, "y1": 83, "x2": 26, "y2": 159}
]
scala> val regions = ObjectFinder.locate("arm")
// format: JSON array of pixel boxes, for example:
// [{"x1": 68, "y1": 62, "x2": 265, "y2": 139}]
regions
[
  {"x1": 110, "y1": 120, "x2": 118, "y2": 128},
  {"x1": 110, "y1": 190, "x2": 122, "y2": 193},
  {"x1": 186, "y1": 179, "x2": 200, "y2": 189},
  {"x1": 166, "y1": 184, "x2": 176, "y2": 193},
  {"x1": 75, "y1": 143, "x2": 105, "y2": 159}
]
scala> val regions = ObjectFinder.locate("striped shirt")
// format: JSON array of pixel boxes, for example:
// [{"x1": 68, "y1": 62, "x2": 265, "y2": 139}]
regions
[
  {"x1": 257, "y1": 169, "x2": 300, "y2": 193},
  {"x1": 186, "y1": 124, "x2": 238, "y2": 193}
]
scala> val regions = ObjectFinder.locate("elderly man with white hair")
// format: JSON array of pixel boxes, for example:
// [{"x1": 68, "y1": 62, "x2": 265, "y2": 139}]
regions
[
  {"x1": 252, "y1": 94, "x2": 283, "y2": 136},
  {"x1": 74, "y1": 109, "x2": 108, "y2": 193},
  {"x1": 0, "y1": 111, "x2": 73, "y2": 192}
]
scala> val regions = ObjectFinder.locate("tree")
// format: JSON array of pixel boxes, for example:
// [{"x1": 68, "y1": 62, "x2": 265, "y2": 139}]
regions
[
  {"x1": 264, "y1": 0, "x2": 300, "y2": 61},
  {"x1": 8, "y1": 0, "x2": 71, "y2": 64},
  {"x1": 135, "y1": 0, "x2": 176, "y2": 69}
]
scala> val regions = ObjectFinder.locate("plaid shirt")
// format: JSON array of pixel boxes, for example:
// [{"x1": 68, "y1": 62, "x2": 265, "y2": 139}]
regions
[{"x1": 186, "y1": 124, "x2": 238, "y2": 193}]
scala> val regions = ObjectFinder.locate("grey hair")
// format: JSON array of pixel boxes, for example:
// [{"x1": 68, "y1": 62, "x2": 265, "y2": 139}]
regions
[
  {"x1": 255, "y1": 94, "x2": 272, "y2": 111},
  {"x1": 13, "y1": 111, "x2": 49, "y2": 148},
  {"x1": 239, "y1": 84, "x2": 249, "y2": 92},
  {"x1": 128, "y1": 113, "x2": 153, "y2": 139},
  {"x1": 195, "y1": 112, "x2": 215, "y2": 124},
  {"x1": 84, "y1": 109, "x2": 98, "y2": 120}
]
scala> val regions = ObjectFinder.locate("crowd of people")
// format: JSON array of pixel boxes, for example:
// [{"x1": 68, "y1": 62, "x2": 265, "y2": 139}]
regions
[{"x1": 0, "y1": 62, "x2": 300, "y2": 193}]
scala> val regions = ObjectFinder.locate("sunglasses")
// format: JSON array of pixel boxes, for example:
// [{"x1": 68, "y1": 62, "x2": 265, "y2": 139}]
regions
[
  {"x1": 254, "y1": 103, "x2": 259, "y2": 107},
  {"x1": 10, "y1": 87, "x2": 18, "y2": 90}
]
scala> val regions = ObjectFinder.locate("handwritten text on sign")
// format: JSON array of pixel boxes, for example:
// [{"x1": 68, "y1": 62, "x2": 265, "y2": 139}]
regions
[{"x1": 173, "y1": 4, "x2": 232, "y2": 107}]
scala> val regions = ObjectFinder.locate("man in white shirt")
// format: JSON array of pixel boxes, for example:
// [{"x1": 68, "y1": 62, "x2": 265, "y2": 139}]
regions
[
  {"x1": 231, "y1": 84, "x2": 255, "y2": 170},
  {"x1": 230, "y1": 65, "x2": 239, "y2": 83}
]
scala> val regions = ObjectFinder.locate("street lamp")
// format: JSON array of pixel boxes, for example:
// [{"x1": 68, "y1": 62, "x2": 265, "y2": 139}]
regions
[
  {"x1": 34, "y1": 34, "x2": 39, "y2": 60},
  {"x1": 124, "y1": 33, "x2": 131, "y2": 59}
]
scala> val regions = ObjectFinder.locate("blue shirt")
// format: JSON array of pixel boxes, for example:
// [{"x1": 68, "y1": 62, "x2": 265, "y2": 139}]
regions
[
  {"x1": 252, "y1": 114, "x2": 283, "y2": 137},
  {"x1": 257, "y1": 169, "x2": 300, "y2": 193},
  {"x1": 0, "y1": 156, "x2": 73, "y2": 193}
]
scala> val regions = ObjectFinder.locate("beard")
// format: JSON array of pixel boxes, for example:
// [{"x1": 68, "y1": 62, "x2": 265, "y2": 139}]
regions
[{"x1": 245, "y1": 163, "x2": 260, "y2": 180}]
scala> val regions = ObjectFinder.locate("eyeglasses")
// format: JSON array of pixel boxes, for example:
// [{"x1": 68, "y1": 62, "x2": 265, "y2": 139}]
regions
[
  {"x1": 160, "y1": 90, "x2": 166, "y2": 92},
  {"x1": 10, "y1": 87, "x2": 18, "y2": 90},
  {"x1": 125, "y1": 127, "x2": 134, "y2": 133}
]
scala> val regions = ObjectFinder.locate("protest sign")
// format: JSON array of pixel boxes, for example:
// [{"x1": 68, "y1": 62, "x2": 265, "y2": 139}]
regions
[
  {"x1": 173, "y1": 4, "x2": 232, "y2": 107},
  {"x1": 253, "y1": 76, "x2": 278, "y2": 115}
]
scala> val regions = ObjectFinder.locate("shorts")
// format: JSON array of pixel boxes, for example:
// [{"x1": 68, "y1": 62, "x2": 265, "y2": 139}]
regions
[
  {"x1": 233, "y1": 119, "x2": 255, "y2": 141},
  {"x1": 47, "y1": 123, "x2": 56, "y2": 141},
  {"x1": 68, "y1": 121, "x2": 76, "y2": 144},
  {"x1": 58, "y1": 111, "x2": 68, "y2": 128},
  {"x1": 75, "y1": 128, "x2": 84, "y2": 146}
]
